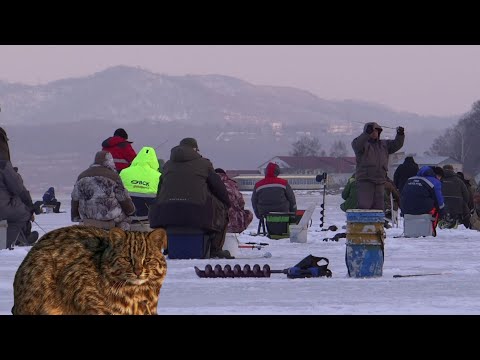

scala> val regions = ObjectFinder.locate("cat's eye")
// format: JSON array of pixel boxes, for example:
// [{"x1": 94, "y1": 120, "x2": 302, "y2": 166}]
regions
[{"x1": 121, "y1": 257, "x2": 131, "y2": 263}]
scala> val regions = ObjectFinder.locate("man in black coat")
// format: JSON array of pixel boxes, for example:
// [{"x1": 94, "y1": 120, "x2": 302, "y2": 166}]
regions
[
  {"x1": 394, "y1": 156, "x2": 419, "y2": 194},
  {"x1": 440, "y1": 164, "x2": 471, "y2": 228},
  {"x1": 0, "y1": 160, "x2": 38, "y2": 248},
  {"x1": 149, "y1": 138, "x2": 231, "y2": 258}
]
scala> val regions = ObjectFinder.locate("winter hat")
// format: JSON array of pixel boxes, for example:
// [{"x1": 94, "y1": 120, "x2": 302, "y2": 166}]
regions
[
  {"x1": 114, "y1": 128, "x2": 128, "y2": 140},
  {"x1": 180, "y1": 137, "x2": 199, "y2": 151},
  {"x1": 215, "y1": 168, "x2": 226, "y2": 174},
  {"x1": 94, "y1": 151, "x2": 116, "y2": 171}
]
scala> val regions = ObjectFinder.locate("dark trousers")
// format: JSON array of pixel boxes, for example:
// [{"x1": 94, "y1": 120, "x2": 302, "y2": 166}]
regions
[
  {"x1": 357, "y1": 181, "x2": 385, "y2": 210},
  {"x1": 34, "y1": 200, "x2": 61, "y2": 213},
  {"x1": 210, "y1": 214, "x2": 228, "y2": 253},
  {"x1": 45, "y1": 201, "x2": 61, "y2": 213},
  {"x1": 7, "y1": 220, "x2": 32, "y2": 248}
]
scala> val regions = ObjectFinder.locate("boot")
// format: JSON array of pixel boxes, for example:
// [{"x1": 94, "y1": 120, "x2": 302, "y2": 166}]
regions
[{"x1": 25, "y1": 231, "x2": 39, "y2": 245}]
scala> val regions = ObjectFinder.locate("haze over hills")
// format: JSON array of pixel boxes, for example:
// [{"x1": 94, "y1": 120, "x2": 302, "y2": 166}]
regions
[{"x1": 0, "y1": 65, "x2": 460, "y2": 194}]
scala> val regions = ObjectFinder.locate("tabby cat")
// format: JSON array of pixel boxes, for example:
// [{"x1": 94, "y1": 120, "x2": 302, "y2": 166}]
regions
[{"x1": 12, "y1": 225, "x2": 167, "y2": 315}]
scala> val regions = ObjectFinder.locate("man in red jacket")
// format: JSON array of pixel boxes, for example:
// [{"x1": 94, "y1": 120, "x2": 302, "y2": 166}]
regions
[{"x1": 101, "y1": 128, "x2": 137, "y2": 172}]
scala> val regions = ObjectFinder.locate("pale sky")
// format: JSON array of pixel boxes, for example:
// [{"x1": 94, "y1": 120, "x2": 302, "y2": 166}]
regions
[{"x1": 1, "y1": 45, "x2": 479, "y2": 117}]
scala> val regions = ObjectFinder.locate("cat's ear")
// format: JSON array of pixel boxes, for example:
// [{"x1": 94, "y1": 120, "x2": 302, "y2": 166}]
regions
[
  {"x1": 148, "y1": 228, "x2": 167, "y2": 250},
  {"x1": 109, "y1": 227, "x2": 126, "y2": 246}
]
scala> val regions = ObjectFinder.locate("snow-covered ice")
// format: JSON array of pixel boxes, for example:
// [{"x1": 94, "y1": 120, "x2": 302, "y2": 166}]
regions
[{"x1": 2, "y1": 192, "x2": 480, "y2": 315}]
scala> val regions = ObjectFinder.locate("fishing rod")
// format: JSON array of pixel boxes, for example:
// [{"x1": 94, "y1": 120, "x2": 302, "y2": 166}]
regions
[
  {"x1": 154, "y1": 140, "x2": 168, "y2": 150},
  {"x1": 350, "y1": 120, "x2": 397, "y2": 130},
  {"x1": 33, "y1": 220, "x2": 48, "y2": 234}
]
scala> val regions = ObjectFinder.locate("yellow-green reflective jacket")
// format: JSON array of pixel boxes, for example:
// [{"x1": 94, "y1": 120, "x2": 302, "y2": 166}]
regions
[{"x1": 120, "y1": 146, "x2": 161, "y2": 195}]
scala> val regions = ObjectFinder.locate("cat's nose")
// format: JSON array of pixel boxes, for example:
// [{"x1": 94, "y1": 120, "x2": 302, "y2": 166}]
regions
[{"x1": 134, "y1": 267, "x2": 143, "y2": 276}]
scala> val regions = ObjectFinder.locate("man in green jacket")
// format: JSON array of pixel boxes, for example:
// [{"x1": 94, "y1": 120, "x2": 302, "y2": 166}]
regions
[
  {"x1": 120, "y1": 147, "x2": 161, "y2": 222},
  {"x1": 340, "y1": 174, "x2": 357, "y2": 212}
]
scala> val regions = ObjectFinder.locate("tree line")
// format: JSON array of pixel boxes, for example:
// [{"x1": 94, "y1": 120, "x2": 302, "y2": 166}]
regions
[
  {"x1": 290, "y1": 136, "x2": 348, "y2": 157},
  {"x1": 429, "y1": 100, "x2": 480, "y2": 176},
  {"x1": 290, "y1": 100, "x2": 480, "y2": 178}
]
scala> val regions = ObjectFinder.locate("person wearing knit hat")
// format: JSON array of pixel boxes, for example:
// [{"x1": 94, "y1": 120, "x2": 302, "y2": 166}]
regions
[
  {"x1": 179, "y1": 137, "x2": 199, "y2": 151},
  {"x1": 149, "y1": 138, "x2": 232, "y2": 259},
  {"x1": 438, "y1": 164, "x2": 471, "y2": 229},
  {"x1": 101, "y1": 128, "x2": 137, "y2": 172},
  {"x1": 114, "y1": 128, "x2": 128, "y2": 140}
]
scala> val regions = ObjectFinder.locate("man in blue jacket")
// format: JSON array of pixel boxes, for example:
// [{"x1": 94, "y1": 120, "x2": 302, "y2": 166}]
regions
[{"x1": 401, "y1": 166, "x2": 445, "y2": 236}]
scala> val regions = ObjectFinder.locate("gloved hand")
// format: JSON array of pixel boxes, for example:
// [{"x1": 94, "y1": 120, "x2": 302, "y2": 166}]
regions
[
  {"x1": 397, "y1": 126, "x2": 405, "y2": 135},
  {"x1": 365, "y1": 124, "x2": 374, "y2": 134}
]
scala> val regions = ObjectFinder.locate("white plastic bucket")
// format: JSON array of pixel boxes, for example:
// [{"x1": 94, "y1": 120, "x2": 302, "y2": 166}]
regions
[
  {"x1": 290, "y1": 224, "x2": 307, "y2": 243},
  {"x1": 222, "y1": 233, "x2": 239, "y2": 257}
]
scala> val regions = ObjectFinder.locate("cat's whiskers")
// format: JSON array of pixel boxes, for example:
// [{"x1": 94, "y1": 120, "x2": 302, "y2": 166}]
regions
[
  {"x1": 110, "y1": 279, "x2": 127, "y2": 296},
  {"x1": 13, "y1": 226, "x2": 167, "y2": 315}
]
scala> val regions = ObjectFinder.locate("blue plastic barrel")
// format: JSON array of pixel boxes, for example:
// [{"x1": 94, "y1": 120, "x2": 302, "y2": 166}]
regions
[{"x1": 345, "y1": 210, "x2": 385, "y2": 278}]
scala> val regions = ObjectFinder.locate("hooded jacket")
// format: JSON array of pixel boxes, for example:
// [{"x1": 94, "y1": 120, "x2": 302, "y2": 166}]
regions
[
  {"x1": 340, "y1": 174, "x2": 357, "y2": 212},
  {"x1": 217, "y1": 172, "x2": 253, "y2": 233},
  {"x1": 251, "y1": 162, "x2": 297, "y2": 218},
  {"x1": 394, "y1": 156, "x2": 419, "y2": 193},
  {"x1": 42, "y1": 187, "x2": 57, "y2": 203},
  {"x1": 148, "y1": 144, "x2": 230, "y2": 232},
  {"x1": 441, "y1": 168, "x2": 470, "y2": 217},
  {"x1": 351, "y1": 122, "x2": 405, "y2": 184},
  {"x1": 0, "y1": 160, "x2": 35, "y2": 225},
  {"x1": 71, "y1": 151, "x2": 135, "y2": 226},
  {"x1": 120, "y1": 147, "x2": 161, "y2": 218},
  {"x1": 101, "y1": 135, "x2": 137, "y2": 172},
  {"x1": 401, "y1": 166, "x2": 445, "y2": 215}
]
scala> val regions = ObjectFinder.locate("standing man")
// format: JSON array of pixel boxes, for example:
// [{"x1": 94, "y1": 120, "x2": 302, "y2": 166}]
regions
[{"x1": 351, "y1": 122, "x2": 405, "y2": 210}]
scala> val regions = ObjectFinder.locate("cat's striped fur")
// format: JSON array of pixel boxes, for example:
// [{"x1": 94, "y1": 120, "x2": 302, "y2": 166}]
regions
[{"x1": 12, "y1": 225, "x2": 167, "y2": 315}]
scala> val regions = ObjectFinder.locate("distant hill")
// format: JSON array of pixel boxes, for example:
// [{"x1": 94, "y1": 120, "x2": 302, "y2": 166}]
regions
[
  {"x1": 0, "y1": 65, "x2": 458, "y2": 131},
  {"x1": 0, "y1": 65, "x2": 462, "y2": 193}
]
